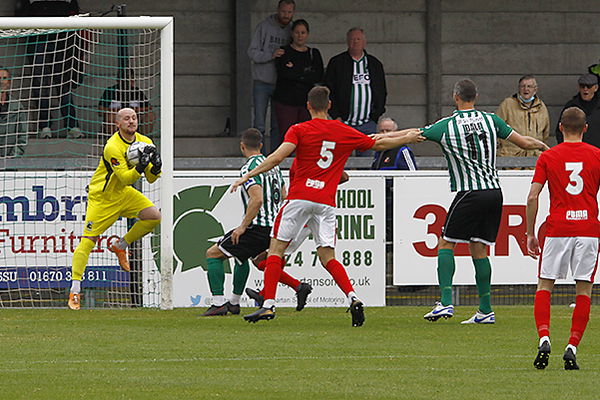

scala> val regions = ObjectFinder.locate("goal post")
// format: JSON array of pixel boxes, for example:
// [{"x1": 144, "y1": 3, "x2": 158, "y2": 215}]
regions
[{"x1": 0, "y1": 16, "x2": 174, "y2": 309}]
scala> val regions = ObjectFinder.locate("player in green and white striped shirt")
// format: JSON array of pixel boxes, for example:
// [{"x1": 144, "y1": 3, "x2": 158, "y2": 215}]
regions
[
  {"x1": 377, "y1": 79, "x2": 547, "y2": 323},
  {"x1": 422, "y1": 79, "x2": 548, "y2": 323},
  {"x1": 201, "y1": 128, "x2": 285, "y2": 316},
  {"x1": 240, "y1": 153, "x2": 283, "y2": 228}
]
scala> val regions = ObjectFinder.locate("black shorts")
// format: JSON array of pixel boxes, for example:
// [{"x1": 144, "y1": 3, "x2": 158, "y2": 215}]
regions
[
  {"x1": 442, "y1": 189, "x2": 503, "y2": 245},
  {"x1": 217, "y1": 225, "x2": 271, "y2": 263}
]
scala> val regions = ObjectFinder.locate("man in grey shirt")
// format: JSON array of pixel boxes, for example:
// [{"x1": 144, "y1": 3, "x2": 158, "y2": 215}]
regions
[{"x1": 247, "y1": 0, "x2": 295, "y2": 153}]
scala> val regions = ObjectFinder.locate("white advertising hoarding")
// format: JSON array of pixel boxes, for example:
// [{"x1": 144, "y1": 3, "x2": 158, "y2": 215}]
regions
[
  {"x1": 393, "y1": 171, "x2": 555, "y2": 285},
  {"x1": 171, "y1": 171, "x2": 386, "y2": 308}
]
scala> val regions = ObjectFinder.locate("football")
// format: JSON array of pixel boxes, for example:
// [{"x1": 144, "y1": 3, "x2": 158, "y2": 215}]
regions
[{"x1": 126, "y1": 141, "x2": 155, "y2": 166}]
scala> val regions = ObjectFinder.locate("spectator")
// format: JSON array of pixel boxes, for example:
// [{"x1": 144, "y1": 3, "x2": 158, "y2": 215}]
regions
[
  {"x1": 371, "y1": 116, "x2": 416, "y2": 242},
  {"x1": 99, "y1": 69, "x2": 155, "y2": 136},
  {"x1": 324, "y1": 27, "x2": 387, "y2": 156},
  {"x1": 556, "y1": 74, "x2": 600, "y2": 148},
  {"x1": 496, "y1": 75, "x2": 550, "y2": 158},
  {"x1": 248, "y1": 0, "x2": 295, "y2": 153},
  {"x1": 272, "y1": 19, "x2": 323, "y2": 149},
  {"x1": 16, "y1": 0, "x2": 84, "y2": 139},
  {"x1": 371, "y1": 116, "x2": 417, "y2": 170},
  {"x1": 0, "y1": 67, "x2": 28, "y2": 158}
]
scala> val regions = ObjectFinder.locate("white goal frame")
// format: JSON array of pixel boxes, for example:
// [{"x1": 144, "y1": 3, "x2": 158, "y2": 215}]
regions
[{"x1": 0, "y1": 17, "x2": 174, "y2": 310}]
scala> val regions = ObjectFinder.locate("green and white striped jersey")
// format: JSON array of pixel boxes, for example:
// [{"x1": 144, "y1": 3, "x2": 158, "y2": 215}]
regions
[
  {"x1": 240, "y1": 154, "x2": 284, "y2": 227},
  {"x1": 422, "y1": 109, "x2": 513, "y2": 192},
  {"x1": 345, "y1": 55, "x2": 372, "y2": 126}
]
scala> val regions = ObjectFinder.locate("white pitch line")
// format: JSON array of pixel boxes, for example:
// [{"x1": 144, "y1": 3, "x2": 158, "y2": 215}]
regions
[{"x1": 3, "y1": 353, "x2": 600, "y2": 366}]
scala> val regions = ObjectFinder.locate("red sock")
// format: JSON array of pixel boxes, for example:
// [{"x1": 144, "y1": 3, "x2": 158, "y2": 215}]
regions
[
  {"x1": 325, "y1": 259, "x2": 354, "y2": 296},
  {"x1": 279, "y1": 270, "x2": 301, "y2": 291},
  {"x1": 569, "y1": 295, "x2": 591, "y2": 347},
  {"x1": 257, "y1": 258, "x2": 300, "y2": 292},
  {"x1": 534, "y1": 290, "x2": 551, "y2": 338},
  {"x1": 263, "y1": 255, "x2": 283, "y2": 300}
]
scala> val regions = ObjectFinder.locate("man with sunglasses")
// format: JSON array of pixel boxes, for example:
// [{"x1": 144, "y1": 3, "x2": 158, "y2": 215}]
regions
[{"x1": 556, "y1": 74, "x2": 600, "y2": 147}]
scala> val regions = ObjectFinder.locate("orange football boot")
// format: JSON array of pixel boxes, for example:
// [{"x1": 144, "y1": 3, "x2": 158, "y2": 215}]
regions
[
  {"x1": 68, "y1": 292, "x2": 81, "y2": 310},
  {"x1": 109, "y1": 244, "x2": 130, "y2": 272}
]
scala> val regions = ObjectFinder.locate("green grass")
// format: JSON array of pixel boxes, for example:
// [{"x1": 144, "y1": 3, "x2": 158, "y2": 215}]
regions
[{"x1": 0, "y1": 306, "x2": 598, "y2": 399}]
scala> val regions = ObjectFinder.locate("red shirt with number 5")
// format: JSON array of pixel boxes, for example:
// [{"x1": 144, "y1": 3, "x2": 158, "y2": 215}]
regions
[
  {"x1": 532, "y1": 141, "x2": 600, "y2": 237},
  {"x1": 284, "y1": 118, "x2": 374, "y2": 206}
]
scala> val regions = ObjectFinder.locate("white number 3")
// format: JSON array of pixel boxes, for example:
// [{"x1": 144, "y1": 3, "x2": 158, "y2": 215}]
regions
[
  {"x1": 565, "y1": 162, "x2": 584, "y2": 195},
  {"x1": 317, "y1": 141, "x2": 336, "y2": 169}
]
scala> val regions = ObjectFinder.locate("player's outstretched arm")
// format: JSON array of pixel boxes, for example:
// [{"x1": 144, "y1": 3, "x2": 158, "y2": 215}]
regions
[
  {"x1": 371, "y1": 129, "x2": 425, "y2": 151},
  {"x1": 526, "y1": 182, "x2": 544, "y2": 259},
  {"x1": 508, "y1": 131, "x2": 550, "y2": 151},
  {"x1": 371, "y1": 128, "x2": 419, "y2": 140},
  {"x1": 231, "y1": 142, "x2": 296, "y2": 192},
  {"x1": 232, "y1": 184, "x2": 263, "y2": 245}
]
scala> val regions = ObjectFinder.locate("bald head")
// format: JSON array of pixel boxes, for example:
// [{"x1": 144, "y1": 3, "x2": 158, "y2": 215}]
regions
[
  {"x1": 116, "y1": 107, "x2": 138, "y2": 137},
  {"x1": 116, "y1": 107, "x2": 136, "y2": 121}
]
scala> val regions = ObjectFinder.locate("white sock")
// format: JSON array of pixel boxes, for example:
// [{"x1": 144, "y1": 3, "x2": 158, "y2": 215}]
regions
[
  {"x1": 263, "y1": 299, "x2": 275, "y2": 309},
  {"x1": 566, "y1": 344, "x2": 577, "y2": 355},
  {"x1": 347, "y1": 291, "x2": 358, "y2": 303},
  {"x1": 115, "y1": 238, "x2": 129, "y2": 250},
  {"x1": 230, "y1": 294, "x2": 241, "y2": 305},
  {"x1": 539, "y1": 336, "x2": 550, "y2": 347},
  {"x1": 70, "y1": 280, "x2": 81, "y2": 294},
  {"x1": 212, "y1": 295, "x2": 226, "y2": 306}
]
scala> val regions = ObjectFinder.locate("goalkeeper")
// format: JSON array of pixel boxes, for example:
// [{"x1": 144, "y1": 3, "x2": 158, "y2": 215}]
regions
[{"x1": 68, "y1": 108, "x2": 162, "y2": 310}]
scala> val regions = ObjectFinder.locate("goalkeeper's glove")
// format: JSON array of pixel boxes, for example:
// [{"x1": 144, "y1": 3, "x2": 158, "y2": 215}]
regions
[
  {"x1": 149, "y1": 149, "x2": 162, "y2": 175},
  {"x1": 135, "y1": 147, "x2": 153, "y2": 173}
]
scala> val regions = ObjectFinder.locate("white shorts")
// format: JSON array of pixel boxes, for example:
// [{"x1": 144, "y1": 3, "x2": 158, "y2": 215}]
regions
[
  {"x1": 285, "y1": 225, "x2": 311, "y2": 254},
  {"x1": 539, "y1": 236, "x2": 599, "y2": 282},
  {"x1": 272, "y1": 199, "x2": 336, "y2": 248}
]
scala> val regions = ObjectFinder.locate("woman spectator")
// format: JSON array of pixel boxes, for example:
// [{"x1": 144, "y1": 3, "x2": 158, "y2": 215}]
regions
[{"x1": 272, "y1": 19, "x2": 324, "y2": 148}]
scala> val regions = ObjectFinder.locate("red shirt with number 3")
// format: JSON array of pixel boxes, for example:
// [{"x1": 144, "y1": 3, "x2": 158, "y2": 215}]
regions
[
  {"x1": 532, "y1": 141, "x2": 600, "y2": 237},
  {"x1": 284, "y1": 118, "x2": 374, "y2": 206}
]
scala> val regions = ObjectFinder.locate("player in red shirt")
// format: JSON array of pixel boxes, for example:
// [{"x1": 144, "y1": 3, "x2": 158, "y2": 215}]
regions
[
  {"x1": 526, "y1": 107, "x2": 600, "y2": 370},
  {"x1": 231, "y1": 86, "x2": 423, "y2": 325}
]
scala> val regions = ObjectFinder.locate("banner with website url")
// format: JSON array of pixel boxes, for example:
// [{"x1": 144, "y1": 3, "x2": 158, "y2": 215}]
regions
[{"x1": 171, "y1": 171, "x2": 386, "y2": 308}]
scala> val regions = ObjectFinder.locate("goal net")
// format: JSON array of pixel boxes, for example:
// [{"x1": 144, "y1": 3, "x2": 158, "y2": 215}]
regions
[{"x1": 0, "y1": 17, "x2": 173, "y2": 309}]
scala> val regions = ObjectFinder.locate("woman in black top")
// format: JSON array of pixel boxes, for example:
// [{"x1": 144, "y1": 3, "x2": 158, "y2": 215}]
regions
[{"x1": 272, "y1": 19, "x2": 324, "y2": 148}]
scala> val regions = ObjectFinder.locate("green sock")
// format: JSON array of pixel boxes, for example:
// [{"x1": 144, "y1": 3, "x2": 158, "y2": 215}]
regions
[
  {"x1": 232, "y1": 260, "x2": 250, "y2": 296},
  {"x1": 473, "y1": 257, "x2": 492, "y2": 314},
  {"x1": 437, "y1": 249, "x2": 455, "y2": 306},
  {"x1": 206, "y1": 258, "x2": 225, "y2": 296}
]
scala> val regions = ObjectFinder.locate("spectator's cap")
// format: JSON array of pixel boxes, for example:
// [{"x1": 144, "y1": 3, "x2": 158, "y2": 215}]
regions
[{"x1": 578, "y1": 73, "x2": 598, "y2": 86}]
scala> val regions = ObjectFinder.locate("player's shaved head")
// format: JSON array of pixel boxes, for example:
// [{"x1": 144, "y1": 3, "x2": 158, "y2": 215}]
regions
[
  {"x1": 116, "y1": 107, "x2": 137, "y2": 121},
  {"x1": 453, "y1": 79, "x2": 478, "y2": 102},
  {"x1": 307, "y1": 86, "x2": 330, "y2": 112},
  {"x1": 560, "y1": 107, "x2": 587, "y2": 134},
  {"x1": 241, "y1": 128, "x2": 263, "y2": 149}
]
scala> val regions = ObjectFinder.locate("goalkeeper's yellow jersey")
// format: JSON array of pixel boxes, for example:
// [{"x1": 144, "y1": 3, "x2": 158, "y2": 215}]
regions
[{"x1": 88, "y1": 131, "x2": 160, "y2": 202}]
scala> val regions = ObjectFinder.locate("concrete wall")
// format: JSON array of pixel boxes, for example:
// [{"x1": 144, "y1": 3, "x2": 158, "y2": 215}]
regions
[
  {"x1": 439, "y1": 1, "x2": 600, "y2": 149},
  {"x1": 2, "y1": 1, "x2": 599, "y2": 157}
]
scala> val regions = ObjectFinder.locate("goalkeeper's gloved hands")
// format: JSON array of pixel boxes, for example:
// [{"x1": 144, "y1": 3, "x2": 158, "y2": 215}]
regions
[
  {"x1": 149, "y1": 149, "x2": 162, "y2": 175},
  {"x1": 135, "y1": 148, "x2": 152, "y2": 173}
]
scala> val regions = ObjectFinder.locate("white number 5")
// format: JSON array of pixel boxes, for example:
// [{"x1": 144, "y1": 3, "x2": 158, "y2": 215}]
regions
[
  {"x1": 565, "y1": 162, "x2": 584, "y2": 195},
  {"x1": 317, "y1": 141, "x2": 336, "y2": 169}
]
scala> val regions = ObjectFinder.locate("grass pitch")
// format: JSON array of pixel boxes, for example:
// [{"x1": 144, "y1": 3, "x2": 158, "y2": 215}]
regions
[{"x1": 1, "y1": 306, "x2": 598, "y2": 399}]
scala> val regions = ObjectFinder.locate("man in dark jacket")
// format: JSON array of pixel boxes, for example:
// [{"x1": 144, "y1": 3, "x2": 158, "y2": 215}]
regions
[
  {"x1": 324, "y1": 27, "x2": 387, "y2": 156},
  {"x1": 556, "y1": 74, "x2": 600, "y2": 148}
]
